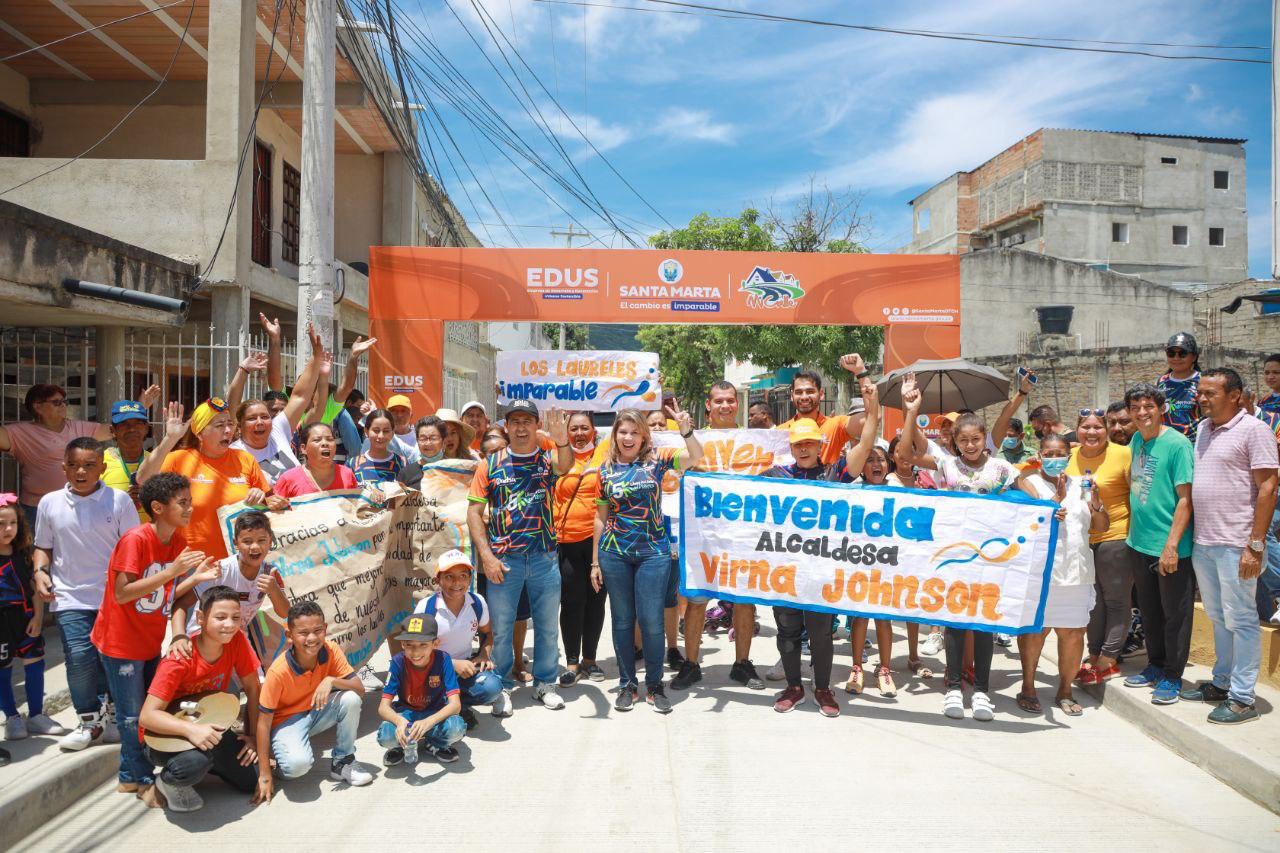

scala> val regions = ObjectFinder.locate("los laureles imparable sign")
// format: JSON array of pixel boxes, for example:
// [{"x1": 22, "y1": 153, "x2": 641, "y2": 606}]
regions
[
  {"x1": 496, "y1": 349, "x2": 662, "y2": 412},
  {"x1": 221, "y1": 461, "x2": 477, "y2": 666},
  {"x1": 679, "y1": 471, "x2": 1060, "y2": 634}
]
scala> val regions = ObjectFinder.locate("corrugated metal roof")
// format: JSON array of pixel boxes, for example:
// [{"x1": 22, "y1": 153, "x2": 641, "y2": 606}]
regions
[{"x1": 1045, "y1": 128, "x2": 1247, "y2": 145}]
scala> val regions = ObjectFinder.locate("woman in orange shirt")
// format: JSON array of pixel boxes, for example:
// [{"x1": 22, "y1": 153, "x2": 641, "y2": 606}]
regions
[
  {"x1": 554, "y1": 412, "x2": 606, "y2": 686},
  {"x1": 141, "y1": 399, "x2": 283, "y2": 561}
]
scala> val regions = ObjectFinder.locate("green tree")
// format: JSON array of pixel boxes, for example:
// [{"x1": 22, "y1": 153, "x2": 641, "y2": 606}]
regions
[{"x1": 637, "y1": 192, "x2": 882, "y2": 408}]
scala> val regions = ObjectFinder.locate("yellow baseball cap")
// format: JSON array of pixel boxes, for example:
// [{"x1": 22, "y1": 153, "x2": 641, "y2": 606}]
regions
[
  {"x1": 941, "y1": 411, "x2": 962, "y2": 425},
  {"x1": 787, "y1": 418, "x2": 823, "y2": 445},
  {"x1": 387, "y1": 394, "x2": 413, "y2": 412}
]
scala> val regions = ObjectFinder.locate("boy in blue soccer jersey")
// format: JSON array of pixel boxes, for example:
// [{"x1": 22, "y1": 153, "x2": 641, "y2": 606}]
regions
[{"x1": 377, "y1": 614, "x2": 465, "y2": 766}]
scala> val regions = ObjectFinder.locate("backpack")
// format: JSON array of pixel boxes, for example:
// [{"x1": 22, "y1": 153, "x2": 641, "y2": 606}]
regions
[{"x1": 422, "y1": 591, "x2": 483, "y2": 626}]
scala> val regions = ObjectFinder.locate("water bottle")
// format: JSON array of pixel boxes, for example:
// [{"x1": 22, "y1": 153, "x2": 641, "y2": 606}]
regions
[
  {"x1": 404, "y1": 738, "x2": 419, "y2": 763},
  {"x1": 1082, "y1": 470, "x2": 1094, "y2": 501}
]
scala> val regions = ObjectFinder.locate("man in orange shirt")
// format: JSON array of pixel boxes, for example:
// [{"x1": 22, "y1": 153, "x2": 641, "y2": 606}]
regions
[{"x1": 776, "y1": 354, "x2": 871, "y2": 465}]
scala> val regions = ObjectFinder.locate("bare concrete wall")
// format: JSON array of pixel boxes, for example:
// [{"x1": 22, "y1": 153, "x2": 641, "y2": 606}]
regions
[
  {"x1": 0, "y1": 65, "x2": 31, "y2": 119},
  {"x1": 30, "y1": 105, "x2": 205, "y2": 160},
  {"x1": 1196, "y1": 279, "x2": 1280, "y2": 353},
  {"x1": 960, "y1": 249, "x2": 1195, "y2": 358}
]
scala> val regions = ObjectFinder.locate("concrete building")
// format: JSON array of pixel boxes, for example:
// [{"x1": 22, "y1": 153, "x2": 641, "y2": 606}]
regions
[
  {"x1": 905, "y1": 129, "x2": 1248, "y2": 288},
  {"x1": 0, "y1": 0, "x2": 496, "y2": 422}
]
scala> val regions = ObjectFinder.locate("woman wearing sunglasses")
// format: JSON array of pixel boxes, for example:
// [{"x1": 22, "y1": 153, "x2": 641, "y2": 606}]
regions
[
  {"x1": 1067, "y1": 408, "x2": 1137, "y2": 686},
  {"x1": 1158, "y1": 332, "x2": 1201, "y2": 440}
]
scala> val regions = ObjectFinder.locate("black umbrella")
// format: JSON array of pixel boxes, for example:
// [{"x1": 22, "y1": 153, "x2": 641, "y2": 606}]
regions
[{"x1": 876, "y1": 358, "x2": 1011, "y2": 414}]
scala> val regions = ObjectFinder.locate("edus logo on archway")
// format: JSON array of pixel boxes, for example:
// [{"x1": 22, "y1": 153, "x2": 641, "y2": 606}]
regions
[{"x1": 525, "y1": 266, "x2": 600, "y2": 300}]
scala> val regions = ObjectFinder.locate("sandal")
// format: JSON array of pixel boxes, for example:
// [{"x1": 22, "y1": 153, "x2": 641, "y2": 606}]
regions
[
  {"x1": 513, "y1": 670, "x2": 534, "y2": 684},
  {"x1": 1016, "y1": 692, "x2": 1042, "y2": 714},
  {"x1": 876, "y1": 665, "x2": 897, "y2": 697},
  {"x1": 844, "y1": 664, "x2": 864, "y2": 694},
  {"x1": 1057, "y1": 696, "x2": 1083, "y2": 716},
  {"x1": 907, "y1": 658, "x2": 934, "y2": 679}
]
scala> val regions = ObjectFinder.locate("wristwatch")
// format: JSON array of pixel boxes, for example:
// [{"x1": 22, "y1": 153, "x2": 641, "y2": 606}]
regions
[{"x1": 1248, "y1": 539, "x2": 1265, "y2": 553}]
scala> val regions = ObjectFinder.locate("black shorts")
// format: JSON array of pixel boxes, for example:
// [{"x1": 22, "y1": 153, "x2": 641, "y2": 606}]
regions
[
  {"x1": 0, "y1": 605, "x2": 44, "y2": 668},
  {"x1": 665, "y1": 557, "x2": 678, "y2": 609}
]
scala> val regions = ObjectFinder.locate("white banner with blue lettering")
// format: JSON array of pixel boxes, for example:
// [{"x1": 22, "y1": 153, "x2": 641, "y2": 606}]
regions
[
  {"x1": 496, "y1": 350, "x2": 661, "y2": 412},
  {"x1": 679, "y1": 471, "x2": 1059, "y2": 634}
]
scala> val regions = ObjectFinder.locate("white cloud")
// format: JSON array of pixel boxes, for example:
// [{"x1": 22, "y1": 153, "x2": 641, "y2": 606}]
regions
[{"x1": 653, "y1": 108, "x2": 735, "y2": 143}]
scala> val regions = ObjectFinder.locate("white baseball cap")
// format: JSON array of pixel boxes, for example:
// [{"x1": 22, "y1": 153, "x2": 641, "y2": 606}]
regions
[
  {"x1": 460, "y1": 400, "x2": 487, "y2": 418},
  {"x1": 434, "y1": 549, "x2": 473, "y2": 577}
]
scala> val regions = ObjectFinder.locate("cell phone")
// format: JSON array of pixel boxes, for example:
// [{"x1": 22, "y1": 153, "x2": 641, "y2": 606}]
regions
[{"x1": 1018, "y1": 366, "x2": 1038, "y2": 385}]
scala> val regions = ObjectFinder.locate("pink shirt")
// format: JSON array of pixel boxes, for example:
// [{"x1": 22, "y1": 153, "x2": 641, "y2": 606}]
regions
[
  {"x1": 1191, "y1": 409, "x2": 1280, "y2": 547},
  {"x1": 6, "y1": 420, "x2": 100, "y2": 506},
  {"x1": 272, "y1": 464, "x2": 358, "y2": 498}
]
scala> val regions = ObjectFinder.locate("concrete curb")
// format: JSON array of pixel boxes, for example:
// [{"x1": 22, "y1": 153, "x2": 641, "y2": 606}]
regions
[
  {"x1": 1041, "y1": 644, "x2": 1280, "y2": 815},
  {"x1": 0, "y1": 745, "x2": 119, "y2": 849},
  {"x1": 1079, "y1": 678, "x2": 1280, "y2": 815}
]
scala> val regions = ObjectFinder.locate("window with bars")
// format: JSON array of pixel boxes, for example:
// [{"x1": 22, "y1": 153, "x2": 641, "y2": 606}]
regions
[
  {"x1": 282, "y1": 161, "x2": 301, "y2": 265},
  {"x1": 251, "y1": 141, "x2": 272, "y2": 267}
]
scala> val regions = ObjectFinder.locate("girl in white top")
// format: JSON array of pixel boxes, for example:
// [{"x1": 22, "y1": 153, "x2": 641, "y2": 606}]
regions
[
  {"x1": 1015, "y1": 433, "x2": 1109, "y2": 716},
  {"x1": 901, "y1": 376, "x2": 1018, "y2": 723}
]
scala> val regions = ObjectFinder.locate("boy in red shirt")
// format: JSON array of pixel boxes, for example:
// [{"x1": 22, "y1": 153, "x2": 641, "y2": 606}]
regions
[
  {"x1": 139, "y1": 585, "x2": 262, "y2": 811},
  {"x1": 91, "y1": 472, "x2": 214, "y2": 798}
]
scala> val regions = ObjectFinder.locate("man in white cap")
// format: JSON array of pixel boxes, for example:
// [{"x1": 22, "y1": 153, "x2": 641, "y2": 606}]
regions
[
  {"x1": 414, "y1": 549, "x2": 508, "y2": 724},
  {"x1": 460, "y1": 401, "x2": 489, "y2": 454}
]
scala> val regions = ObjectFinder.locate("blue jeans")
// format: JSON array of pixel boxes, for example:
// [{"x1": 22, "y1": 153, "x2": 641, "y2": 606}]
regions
[
  {"x1": 376, "y1": 708, "x2": 466, "y2": 750},
  {"x1": 1192, "y1": 543, "x2": 1261, "y2": 706},
  {"x1": 459, "y1": 670, "x2": 503, "y2": 706},
  {"x1": 53, "y1": 610, "x2": 109, "y2": 716},
  {"x1": 486, "y1": 549, "x2": 561, "y2": 688},
  {"x1": 101, "y1": 654, "x2": 159, "y2": 785},
  {"x1": 1258, "y1": 508, "x2": 1280, "y2": 619},
  {"x1": 599, "y1": 550, "x2": 669, "y2": 689},
  {"x1": 271, "y1": 690, "x2": 363, "y2": 778}
]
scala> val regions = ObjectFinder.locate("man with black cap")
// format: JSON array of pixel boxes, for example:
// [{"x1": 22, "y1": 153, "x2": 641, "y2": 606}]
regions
[
  {"x1": 467, "y1": 400, "x2": 574, "y2": 712},
  {"x1": 1159, "y1": 332, "x2": 1202, "y2": 440}
]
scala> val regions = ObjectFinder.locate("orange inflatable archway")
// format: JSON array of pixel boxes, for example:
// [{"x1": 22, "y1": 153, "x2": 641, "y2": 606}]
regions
[{"x1": 368, "y1": 247, "x2": 960, "y2": 413}]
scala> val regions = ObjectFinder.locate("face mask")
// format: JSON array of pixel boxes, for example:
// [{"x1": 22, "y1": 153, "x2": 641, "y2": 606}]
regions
[
  {"x1": 1000, "y1": 436, "x2": 1020, "y2": 451},
  {"x1": 420, "y1": 450, "x2": 444, "y2": 464},
  {"x1": 1040, "y1": 457, "x2": 1069, "y2": 477}
]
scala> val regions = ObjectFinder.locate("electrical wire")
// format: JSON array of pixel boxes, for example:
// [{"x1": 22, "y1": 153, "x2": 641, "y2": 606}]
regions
[
  {"x1": 635, "y1": 0, "x2": 1272, "y2": 64},
  {"x1": 0, "y1": 0, "x2": 199, "y2": 199},
  {"x1": 0, "y1": 0, "x2": 193, "y2": 63},
  {"x1": 532, "y1": 0, "x2": 1270, "y2": 52}
]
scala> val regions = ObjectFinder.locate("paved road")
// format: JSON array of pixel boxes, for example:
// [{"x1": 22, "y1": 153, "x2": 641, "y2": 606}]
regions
[{"x1": 17, "y1": 621, "x2": 1280, "y2": 852}]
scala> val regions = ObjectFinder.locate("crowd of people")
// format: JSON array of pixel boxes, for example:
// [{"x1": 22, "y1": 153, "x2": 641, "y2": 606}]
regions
[{"x1": 0, "y1": 317, "x2": 1277, "y2": 815}]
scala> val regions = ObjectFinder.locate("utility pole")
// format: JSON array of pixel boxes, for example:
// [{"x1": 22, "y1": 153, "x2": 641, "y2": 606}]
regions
[
  {"x1": 1272, "y1": 0, "x2": 1279, "y2": 278},
  {"x1": 298, "y1": 0, "x2": 336, "y2": 358},
  {"x1": 550, "y1": 224, "x2": 591, "y2": 350}
]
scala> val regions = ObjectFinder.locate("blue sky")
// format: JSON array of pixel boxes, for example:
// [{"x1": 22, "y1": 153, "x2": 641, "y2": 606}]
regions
[{"x1": 411, "y1": 0, "x2": 1273, "y2": 276}]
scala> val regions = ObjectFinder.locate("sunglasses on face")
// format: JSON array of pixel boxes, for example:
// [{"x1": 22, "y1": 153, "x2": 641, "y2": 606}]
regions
[
  {"x1": 1079, "y1": 408, "x2": 1105, "y2": 418},
  {"x1": 1166, "y1": 349, "x2": 1190, "y2": 358}
]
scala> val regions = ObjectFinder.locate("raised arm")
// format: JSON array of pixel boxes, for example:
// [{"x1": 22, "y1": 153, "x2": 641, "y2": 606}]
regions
[
  {"x1": 283, "y1": 325, "x2": 324, "y2": 430},
  {"x1": 544, "y1": 409, "x2": 575, "y2": 476},
  {"x1": 306, "y1": 344, "x2": 332, "y2": 424},
  {"x1": 668, "y1": 402, "x2": 704, "y2": 470},
  {"x1": 335, "y1": 336, "x2": 376, "y2": 406},
  {"x1": 991, "y1": 368, "x2": 1034, "y2": 451},
  {"x1": 844, "y1": 379, "x2": 881, "y2": 475},
  {"x1": 259, "y1": 313, "x2": 283, "y2": 392},
  {"x1": 226, "y1": 351, "x2": 269, "y2": 414},
  {"x1": 898, "y1": 373, "x2": 938, "y2": 471},
  {"x1": 136, "y1": 402, "x2": 187, "y2": 485}
]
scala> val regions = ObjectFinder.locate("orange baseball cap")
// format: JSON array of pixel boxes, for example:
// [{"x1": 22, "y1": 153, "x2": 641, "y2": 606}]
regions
[
  {"x1": 787, "y1": 419, "x2": 823, "y2": 445},
  {"x1": 387, "y1": 394, "x2": 413, "y2": 412}
]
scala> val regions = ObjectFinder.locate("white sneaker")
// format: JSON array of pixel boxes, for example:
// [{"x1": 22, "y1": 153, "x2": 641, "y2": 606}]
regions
[
  {"x1": 533, "y1": 684, "x2": 565, "y2": 710},
  {"x1": 154, "y1": 775, "x2": 204, "y2": 812},
  {"x1": 942, "y1": 689, "x2": 964, "y2": 719},
  {"x1": 59, "y1": 714, "x2": 104, "y2": 751},
  {"x1": 329, "y1": 756, "x2": 373, "y2": 786},
  {"x1": 921, "y1": 631, "x2": 944, "y2": 657},
  {"x1": 492, "y1": 689, "x2": 514, "y2": 717},
  {"x1": 1270, "y1": 608, "x2": 1280, "y2": 626},
  {"x1": 4, "y1": 715, "x2": 28, "y2": 740},
  {"x1": 971, "y1": 691, "x2": 995, "y2": 722},
  {"x1": 26, "y1": 714, "x2": 70, "y2": 736},
  {"x1": 357, "y1": 665, "x2": 384, "y2": 691},
  {"x1": 993, "y1": 633, "x2": 1013, "y2": 648},
  {"x1": 765, "y1": 660, "x2": 786, "y2": 681}
]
